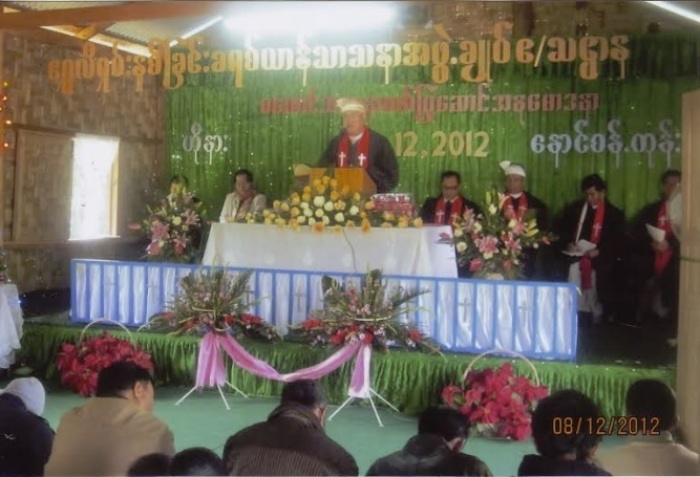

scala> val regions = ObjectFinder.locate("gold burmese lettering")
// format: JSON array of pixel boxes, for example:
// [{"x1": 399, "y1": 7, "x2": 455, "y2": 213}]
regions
[
  {"x1": 459, "y1": 40, "x2": 490, "y2": 83},
  {"x1": 210, "y1": 51, "x2": 227, "y2": 73},
  {"x1": 547, "y1": 37, "x2": 577, "y2": 62},
  {"x1": 110, "y1": 42, "x2": 125, "y2": 78},
  {"x1": 245, "y1": 49, "x2": 260, "y2": 71},
  {"x1": 164, "y1": 50, "x2": 186, "y2": 90},
  {"x1": 261, "y1": 48, "x2": 294, "y2": 71},
  {"x1": 431, "y1": 42, "x2": 450, "y2": 84},
  {"x1": 578, "y1": 37, "x2": 608, "y2": 80},
  {"x1": 375, "y1": 43, "x2": 402, "y2": 68},
  {"x1": 402, "y1": 43, "x2": 430, "y2": 67},
  {"x1": 227, "y1": 50, "x2": 244, "y2": 88},
  {"x1": 515, "y1": 38, "x2": 535, "y2": 64},
  {"x1": 132, "y1": 56, "x2": 147, "y2": 92},
  {"x1": 184, "y1": 37, "x2": 203, "y2": 74},
  {"x1": 147, "y1": 39, "x2": 165, "y2": 76},
  {"x1": 77, "y1": 42, "x2": 96, "y2": 80},
  {"x1": 610, "y1": 35, "x2": 630, "y2": 78},
  {"x1": 492, "y1": 21, "x2": 512, "y2": 64},
  {"x1": 348, "y1": 44, "x2": 374, "y2": 68},
  {"x1": 96, "y1": 57, "x2": 111, "y2": 93}
]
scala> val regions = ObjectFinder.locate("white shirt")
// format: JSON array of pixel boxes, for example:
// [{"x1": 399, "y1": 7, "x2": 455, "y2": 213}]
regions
[
  {"x1": 599, "y1": 431, "x2": 699, "y2": 476},
  {"x1": 349, "y1": 133, "x2": 363, "y2": 144},
  {"x1": 219, "y1": 193, "x2": 267, "y2": 222}
]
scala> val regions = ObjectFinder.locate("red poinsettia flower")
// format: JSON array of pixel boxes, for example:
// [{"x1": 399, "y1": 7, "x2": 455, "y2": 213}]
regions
[{"x1": 409, "y1": 331, "x2": 423, "y2": 342}]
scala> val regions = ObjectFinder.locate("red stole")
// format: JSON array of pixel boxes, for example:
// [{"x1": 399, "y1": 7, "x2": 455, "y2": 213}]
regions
[
  {"x1": 435, "y1": 196, "x2": 463, "y2": 225},
  {"x1": 578, "y1": 201, "x2": 605, "y2": 290},
  {"x1": 337, "y1": 128, "x2": 371, "y2": 169},
  {"x1": 654, "y1": 201, "x2": 674, "y2": 276},
  {"x1": 503, "y1": 193, "x2": 529, "y2": 219}
]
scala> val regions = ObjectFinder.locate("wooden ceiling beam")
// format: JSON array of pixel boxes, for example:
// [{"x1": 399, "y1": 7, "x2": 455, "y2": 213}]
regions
[
  {"x1": 75, "y1": 22, "x2": 115, "y2": 41},
  {"x1": 0, "y1": 1, "x2": 225, "y2": 29}
]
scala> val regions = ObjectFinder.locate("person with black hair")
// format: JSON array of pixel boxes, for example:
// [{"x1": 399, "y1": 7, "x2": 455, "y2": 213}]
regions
[
  {"x1": 45, "y1": 361, "x2": 175, "y2": 477},
  {"x1": 631, "y1": 170, "x2": 681, "y2": 324},
  {"x1": 223, "y1": 379, "x2": 358, "y2": 476},
  {"x1": 555, "y1": 174, "x2": 626, "y2": 324},
  {"x1": 518, "y1": 390, "x2": 610, "y2": 476},
  {"x1": 170, "y1": 447, "x2": 225, "y2": 476},
  {"x1": 420, "y1": 171, "x2": 482, "y2": 226},
  {"x1": 366, "y1": 406, "x2": 491, "y2": 476},
  {"x1": 599, "y1": 379, "x2": 698, "y2": 475},
  {"x1": 127, "y1": 453, "x2": 172, "y2": 477},
  {"x1": 219, "y1": 169, "x2": 266, "y2": 222}
]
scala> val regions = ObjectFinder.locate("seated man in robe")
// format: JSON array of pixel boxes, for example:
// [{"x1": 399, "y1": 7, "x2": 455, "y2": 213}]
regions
[
  {"x1": 318, "y1": 98, "x2": 398, "y2": 193},
  {"x1": 219, "y1": 169, "x2": 267, "y2": 222},
  {"x1": 421, "y1": 171, "x2": 481, "y2": 278},
  {"x1": 499, "y1": 161, "x2": 549, "y2": 279},
  {"x1": 420, "y1": 170, "x2": 481, "y2": 225},
  {"x1": 555, "y1": 174, "x2": 625, "y2": 325},
  {"x1": 631, "y1": 170, "x2": 681, "y2": 324}
]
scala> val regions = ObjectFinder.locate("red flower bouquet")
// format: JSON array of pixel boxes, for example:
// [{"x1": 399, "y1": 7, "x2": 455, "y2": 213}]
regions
[
  {"x1": 442, "y1": 363, "x2": 549, "y2": 441},
  {"x1": 56, "y1": 332, "x2": 154, "y2": 397}
]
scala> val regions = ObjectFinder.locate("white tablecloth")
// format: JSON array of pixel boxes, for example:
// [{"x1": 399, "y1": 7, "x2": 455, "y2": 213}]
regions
[
  {"x1": 203, "y1": 224, "x2": 457, "y2": 278},
  {"x1": 0, "y1": 284, "x2": 23, "y2": 369}
]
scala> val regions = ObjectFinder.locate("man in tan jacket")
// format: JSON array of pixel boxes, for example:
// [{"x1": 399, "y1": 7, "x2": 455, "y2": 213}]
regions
[{"x1": 45, "y1": 361, "x2": 175, "y2": 476}]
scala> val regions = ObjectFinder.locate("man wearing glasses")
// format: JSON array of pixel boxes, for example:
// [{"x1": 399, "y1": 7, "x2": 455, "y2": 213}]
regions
[{"x1": 420, "y1": 171, "x2": 481, "y2": 226}]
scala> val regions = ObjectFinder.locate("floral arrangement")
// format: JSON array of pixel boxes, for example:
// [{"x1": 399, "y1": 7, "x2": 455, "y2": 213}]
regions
[
  {"x1": 140, "y1": 192, "x2": 205, "y2": 263},
  {"x1": 441, "y1": 363, "x2": 549, "y2": 441},
  {"x1": 450, "y1": 191, "x2": 554, "y2": 279},
  {"x1": 149, "y1": 269, "x2": 280, "y2": 342},
  {"x1": 56, "y1": 332, "x2": 154, "y2": 397},
  {"x1": 290, "y1": 269, "x2": 439, "y2": 353},
  {"x1": 242, "y1": 176, "x2": 422, "y2": 232}
]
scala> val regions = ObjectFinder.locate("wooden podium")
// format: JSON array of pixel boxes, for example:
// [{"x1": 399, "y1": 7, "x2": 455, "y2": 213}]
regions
[{"x1": 309, "y1": 167, "x2": 377, "y2": 195}]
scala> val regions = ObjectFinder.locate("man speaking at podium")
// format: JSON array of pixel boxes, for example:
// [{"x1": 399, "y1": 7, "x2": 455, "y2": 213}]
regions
[{"x1": 318, "y1": 98, "x2": 399, "y2": 193}]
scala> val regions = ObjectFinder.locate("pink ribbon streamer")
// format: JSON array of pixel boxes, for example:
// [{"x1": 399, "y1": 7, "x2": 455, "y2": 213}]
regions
[
  {"x1": 194, "y1": 333, "x2": 372, "y2": 398},
  {"x1": 194, "y1": 333, "x2": 228, "y2": 388}
]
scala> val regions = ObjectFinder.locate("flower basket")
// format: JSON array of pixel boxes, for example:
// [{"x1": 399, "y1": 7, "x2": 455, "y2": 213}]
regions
[
  {"x1": 56, "y1": 319, "x2": 154, "y2": 397},
  {"x1": 441, "y1": 349, "x2": 549, "y2": 441}
]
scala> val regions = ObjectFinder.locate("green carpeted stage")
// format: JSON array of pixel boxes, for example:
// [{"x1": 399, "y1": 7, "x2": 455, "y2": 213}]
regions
[{"x1": 20, "y1": 322, "x2": 675, "y2": 418}]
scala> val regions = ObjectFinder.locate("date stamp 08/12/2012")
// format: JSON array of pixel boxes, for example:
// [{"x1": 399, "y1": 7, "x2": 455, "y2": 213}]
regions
[{"x1": 552, "y1": 417, "x2": 661, "y2": 436}]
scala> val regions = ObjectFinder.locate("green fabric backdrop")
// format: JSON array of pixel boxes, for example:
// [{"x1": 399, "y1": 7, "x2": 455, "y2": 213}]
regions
[
  {"x1": 23, "y1": 324, "x2": 674, "y2": 418},
  {"x1": 166, "y1": 33, "x2": 700, "y2": 220}
]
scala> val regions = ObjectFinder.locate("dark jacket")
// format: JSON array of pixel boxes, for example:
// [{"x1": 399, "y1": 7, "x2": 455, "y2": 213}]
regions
[
  {"x1": 420, "y1": 195, "x2": 483, "y2": 224},
  {"x1": 0, "y1": 393, "x2": 55, "y2": 477},
  {"x1": 367, "y1": 434, "x2": 491, "y2": 476},
  {"x1": 518, "y1": 454, "x2": 611, "y2": 476},
  {"x1": 318, "y1": 129, "x2": 398, "y2": 193},
  {"x1": 631, "y1": 199, "x2": 681, "y2": 277},
  {"x1": 223, "y1": 403, "x2": 358, "y2": 476}
]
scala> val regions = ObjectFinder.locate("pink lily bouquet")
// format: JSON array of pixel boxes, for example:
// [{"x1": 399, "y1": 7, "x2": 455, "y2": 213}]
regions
[
  {"x1": 451, "y1": 191, "x2": 554, "y2": 280},
  {"x1": 143, "y1": 192, "x2": 205, "y2": 264}
]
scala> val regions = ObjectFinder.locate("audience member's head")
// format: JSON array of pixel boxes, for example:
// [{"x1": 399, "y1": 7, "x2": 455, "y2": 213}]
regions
[
  {"x1": 532, "y1": 390, "x2": 603, "y2": 462},
  {"x1": 418, "y1": 406, "x2": 470, "y2": 451},
  {"x1": 626, "y1": 379, "x2": 677, "y2": 432},
  {"x1": 280, "y1": 379, "x2": 327, "y2": 424},
  {"x1": 661, "y1": 169, "x2": 681, "y2": 199},
  {"x1": 96, "y1": 361, "x2": 155, "y2": 412},
  {"x1": 441, "y1": 170, "x2": 461, "y2": 201},
  {"x1": 170, "y1": 447, "x2": 225, "y2": 476},
  {"x1": 127, "y1": 453, "x2": 171, "y2": 477},
  {"x1": 169, "y1": 174, "x2": 189, "y2": 195},
  {"x1": 581, "y1": 174, "x2": 607, "y2": 206},
  {"x1": 1, "y1": 377, "x2": 46, "y2": 416}
]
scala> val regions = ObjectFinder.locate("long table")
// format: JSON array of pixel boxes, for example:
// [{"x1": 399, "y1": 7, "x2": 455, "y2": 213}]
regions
[
  {"x1": 202, "y1": 223, "x2": 458, "y2": 278},
  {"x1": 71, "y1": 259, "x2": 578, "y2": 360}
]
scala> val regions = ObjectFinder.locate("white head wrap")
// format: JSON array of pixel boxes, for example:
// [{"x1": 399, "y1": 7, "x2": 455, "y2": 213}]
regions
[
  {"x1": 336, "y1": 98, "x2": 365, "y2": 114},
  {"x1": 1, "y1": 377, "x2": 46, "y2": 416},
  {"x1": 499, "y1": 161, "x2": 526, "y2": 178}
]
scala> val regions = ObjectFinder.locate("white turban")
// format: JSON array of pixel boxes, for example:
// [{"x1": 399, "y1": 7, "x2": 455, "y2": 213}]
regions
[
  {"x1": 293, "y1": 163, "x2": 311, "y2": 177},
  {"x1": 1, "y1": 377, "x2": 46, "y2": 416},
  {"x1": 499, "y1": 161, "x2": 526, "y2": 178},
  {"x1": 337, "y1": 98, "x2": 365, "y2": 114}
]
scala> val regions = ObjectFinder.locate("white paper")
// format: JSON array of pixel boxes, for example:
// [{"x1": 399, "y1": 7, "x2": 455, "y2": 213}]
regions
[
  {"x1": 646, "y1": 224, "x2": 666, "y2": 242},
  {"x1": 563, "y1": 239, "x2": 597, "y2": 257}
]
